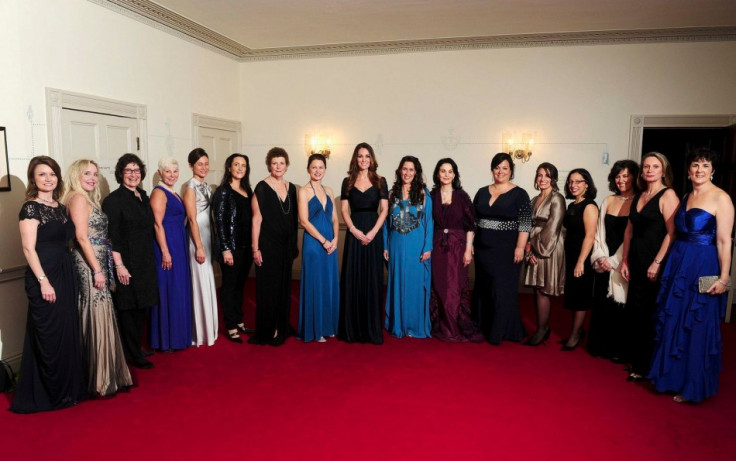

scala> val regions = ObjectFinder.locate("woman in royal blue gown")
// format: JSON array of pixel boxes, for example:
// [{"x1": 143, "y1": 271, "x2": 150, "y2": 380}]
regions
[
  {"x1": 384, "y1": 156, "x2": 433, "y2": 338},
  {"x1": 648, "y1": 148, "x2": 734, "y2": 403},
  {"x1": 298, "y1": 154, "x2": 340, "y2": 342},
  {"x1": 150, "y1": 157, "x2": 193, "y2": 351}
]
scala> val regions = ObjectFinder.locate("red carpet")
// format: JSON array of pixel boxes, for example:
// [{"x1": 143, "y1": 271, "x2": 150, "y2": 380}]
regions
[{"x1": 2, "y1": 281, "x2": 735, "y2": 460}]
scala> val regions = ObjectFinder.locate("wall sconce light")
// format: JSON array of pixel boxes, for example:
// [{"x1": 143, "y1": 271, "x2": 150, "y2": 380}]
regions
[
  {"x1": 501, "y1": 131, "x2": 534, "y2": 163},
  {"x1": 304, "y1": 134, "x2": 332, "y2": 158}
]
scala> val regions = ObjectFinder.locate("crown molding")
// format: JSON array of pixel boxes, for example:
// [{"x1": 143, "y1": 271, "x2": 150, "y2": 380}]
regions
[{"x1": 91, "y1": 0, "x2": 736, "y2": 62}]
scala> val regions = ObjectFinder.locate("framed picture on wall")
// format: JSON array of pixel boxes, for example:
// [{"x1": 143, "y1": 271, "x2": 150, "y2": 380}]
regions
[{"x1": 0, "y1": 127, "x2": 9, "y2": 191}]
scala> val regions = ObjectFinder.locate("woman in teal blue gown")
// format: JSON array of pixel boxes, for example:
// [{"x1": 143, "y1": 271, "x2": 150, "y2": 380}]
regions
[
  {"x1": 648, "y1": 148, "x2": 734, "y2": 403},
  {"x1": 383, "y1": 156, "x2": 433, "y2": 338},
  {"x1": 298, "y1": 154, "x2": 340, "y2": 342}
]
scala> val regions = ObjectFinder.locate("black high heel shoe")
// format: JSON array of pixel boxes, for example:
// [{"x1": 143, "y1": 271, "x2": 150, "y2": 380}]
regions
[
  {"x1": 561, "y1": 329, "x2": 585, "y2": 351},
  {"x1": 237, "y1": 324, "x2": 255, "y2": 335},
  {"x1": 523, "y1": 327, "x2": 551, "y2": 346},
  {"x1": 226, "y1": 330, "x2": 243, "y2": 343}
]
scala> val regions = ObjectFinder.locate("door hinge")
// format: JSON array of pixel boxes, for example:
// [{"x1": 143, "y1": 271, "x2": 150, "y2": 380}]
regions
[{"x1": 136, "y1": 137, "x2": 140, "y2": 151}]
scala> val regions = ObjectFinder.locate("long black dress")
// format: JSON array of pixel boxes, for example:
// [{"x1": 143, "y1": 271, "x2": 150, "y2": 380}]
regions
[
  {"x1": 563, "y1": 198, "x2": 596, "y2": 311},
  {"x1": 588, "y1": 214, "x2": 628, "y2": 359},
  {"x1": 338, "y1": 177, "x2": 388, "y2": 344},
  {"x1": 11, "y1": 202, "x2": 87, "y2": 413},
  {"x1": 249, "y1": 181, "x2": 298, "y2": 345},
  {"x1": 625, "y1": 189, "x2": 669, "y2": 376},
  {"x1": 472, "y1": 186, "x2": 532, "y2": 344}
]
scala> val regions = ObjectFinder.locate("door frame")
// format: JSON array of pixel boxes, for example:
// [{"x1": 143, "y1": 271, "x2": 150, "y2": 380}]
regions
[
  {"x1": 192, "y1": 113, "x2": 242, "y2": 152},
  {"x1": 629, "y1": 114, "x2": 736, "y2": 322},
  {"x1": 45, "y1": 88, "x2": 148, "y2": 172}
]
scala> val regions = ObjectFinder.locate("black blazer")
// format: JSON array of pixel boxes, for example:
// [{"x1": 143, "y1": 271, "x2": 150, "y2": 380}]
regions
[{"x1": 212, "y1": 184, "x2": 252, "y2": 262}]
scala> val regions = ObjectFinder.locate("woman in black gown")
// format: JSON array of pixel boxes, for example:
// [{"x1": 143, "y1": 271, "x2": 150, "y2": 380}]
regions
[
  {"x1": 588, "y1": 160, "x2": 638, "y2": 361},
  {"x1": 338, "y1": 142, "x2": 389, "y2": 344},
  {"x1": 620, "y1": 152, "x2": 679, "y2": 381},
  {"x1": 560, "y1": 169, "x2": 599, "y2": 351},
  {"x1": 12, "y1": 156, "x2": 86, "y2": 413},
  {"x1": 472, "y1": 153, "x2": 532, "y2": 345},
  {"x1": 249, "y1": 147, "x2": 298, "y2": 346}
]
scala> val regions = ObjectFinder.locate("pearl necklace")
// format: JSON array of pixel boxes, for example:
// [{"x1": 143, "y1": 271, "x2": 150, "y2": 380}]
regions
[{"x1": 617, "y1": 194, "x2": 633, "y2": 202}]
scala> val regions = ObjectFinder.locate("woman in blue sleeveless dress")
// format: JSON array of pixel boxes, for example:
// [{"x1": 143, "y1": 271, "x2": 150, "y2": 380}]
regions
[
  {"x1": 383, "y1": 156, "x2": 433, "y2": 338},
  {"x1": 298, "y1": 154, "x2": 340, "y2": 342},
  {"x1": 648, "y1": 148, "x2": 734, "y2": 403},
  {"x1": 150, "y1": 157, "x2": 193, "y2": 351}
]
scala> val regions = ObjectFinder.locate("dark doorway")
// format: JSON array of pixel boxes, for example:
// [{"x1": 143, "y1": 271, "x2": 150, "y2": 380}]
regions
[{"x1": 641, "y1": 127, "x2": 734, "y2": 198}]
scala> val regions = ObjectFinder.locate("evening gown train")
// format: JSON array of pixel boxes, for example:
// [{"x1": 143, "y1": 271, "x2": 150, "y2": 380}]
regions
[
  {"x1": 298, "y1": 190, "x2": 339, "y2": 342},
  {"x1": 472, "y1": 186, "x2": 532, "y2": 344},
  {"x1": 384, "y1": 189, "x2": 433, "y2": 338},
  {"x1": 11, "y1": 202, "x2": 87, "y2": 413},
  {"x1": 338, "y1": 177, "x2": 388, "y2": 344},
  {"x1": 625, "y1": 188, "x2": 669, "y2": 376},
  {"x1": 648, "y1": 204, "x2": 726, "y2": 402},
  {"x1": 151, "y1": 186, "x2": 193, "y2": 350},
  {"x1": 72, "y1": 206, "x2": 133, "y2": 396},
  {"x1": 186, "y1": 178, "x2": 218, "y2": 346}
]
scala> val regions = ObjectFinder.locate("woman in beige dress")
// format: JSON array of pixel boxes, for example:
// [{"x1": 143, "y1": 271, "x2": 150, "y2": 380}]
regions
[
  {"x1": 523, "y1": 162, "x2": 566, "y2": 346},
  {"x1": 62, "y1": 159, "x2": 133, "y2": 396}
]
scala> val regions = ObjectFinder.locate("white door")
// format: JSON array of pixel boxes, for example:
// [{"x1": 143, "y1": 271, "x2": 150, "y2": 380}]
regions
[
  {"x1": 60, "y1": 108, "x2": 139, "y2": 199},
  {"x1": 197, "y1": 126, "x2": 238, "y2": 185}
]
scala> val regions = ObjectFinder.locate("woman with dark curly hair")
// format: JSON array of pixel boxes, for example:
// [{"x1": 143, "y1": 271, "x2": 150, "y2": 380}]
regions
[
  {"x1": 560, "y1": 168, "x2": 599, "y2": 351},
  {"x1": 588, "y1": 160, "x2": 639, "y2": 360},
  {"x1": 102, "y1": 153, "x2": 158, "y2": 369},
  {"x1": 472, "y1": 153, "x2": 531, "y2": 345},
  {"x1": 383, "y1": 156, "x2": 433, "y2": 338},
  {"x1": 429, "y1": 158, "x2": 481, "y2": 342}
]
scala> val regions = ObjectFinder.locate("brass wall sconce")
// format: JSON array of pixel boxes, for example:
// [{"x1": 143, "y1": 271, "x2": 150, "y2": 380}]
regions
[
  {"x1": 501, "y1": 131, "x2": 534, "y2": 163},
  {"x1": 304, "y1": 134, "x2": 332, "y2": 158}
]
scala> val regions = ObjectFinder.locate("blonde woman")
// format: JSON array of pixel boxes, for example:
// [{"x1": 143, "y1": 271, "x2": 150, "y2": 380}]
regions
[{"x1": 62, "y1": 159, "x2": 133, "y2": 397}]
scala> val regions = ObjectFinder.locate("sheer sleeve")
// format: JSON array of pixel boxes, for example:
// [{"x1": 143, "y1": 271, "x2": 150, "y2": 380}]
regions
[
  {"x1": 517, "y1": 189, "x2": 532, "y2": 233},
  {"x1": 379, "y1": 177, "x2": 389, "y2": 199},
  {"x1": 459, "y1": 190, "x2": 476, "y2": 232},
  {"x1": 19, "y1": 201, "x2": 40, "y2": 221}
]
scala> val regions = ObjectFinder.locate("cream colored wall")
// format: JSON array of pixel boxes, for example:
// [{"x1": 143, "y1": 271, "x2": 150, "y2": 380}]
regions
[
  {"x1": 0, "y1": 0, "x2": 241, "y2": 367},
  {"x1": 239, "y1": 42, "x2": 736, "y2": 198}
]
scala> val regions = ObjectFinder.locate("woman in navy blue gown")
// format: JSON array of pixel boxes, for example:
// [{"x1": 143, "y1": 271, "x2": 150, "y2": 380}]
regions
[
  {"x1": 298, "y1": 154, "x2": 340, "y2": 342},
  {"x1": 648, "y1": 148, "x2": 734, "y2": 403},
  {"x1": 383, "y1": 156, "x2": 433, "y2": 338},
  {"x1": 338, "y1": 143, "x2": 389, "y2": 344},
  {"x1": 150, "y1": 157, "x2": 193, "y2": 351},
  {"x1": 11, "y1": 156, "x2": 86, "y2": 413},
  {"x1": 472, "y1": 153, "x2": 532, "y2": 345},
  {"x1": 620, "y1": 152, "x2": 679, "y2": 382}
]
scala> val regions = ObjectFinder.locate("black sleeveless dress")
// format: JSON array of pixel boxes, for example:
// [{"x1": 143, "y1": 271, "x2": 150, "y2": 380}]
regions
[
  {"x1": 563, "y1": 198, "x2": 597, "y2": 311},
  {"x1": 625, "y1": 189, "x2": 669, "y2": 376}
]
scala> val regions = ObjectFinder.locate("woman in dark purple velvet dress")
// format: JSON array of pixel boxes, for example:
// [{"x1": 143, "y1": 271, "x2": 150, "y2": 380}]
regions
[{"x1": 429, "y1": 158, "x2": 482, "y2": 341}]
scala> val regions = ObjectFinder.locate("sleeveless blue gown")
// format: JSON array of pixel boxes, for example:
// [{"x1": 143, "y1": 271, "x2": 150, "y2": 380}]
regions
[
  {"x1": 648, "y1": 205, "x2": 725, "y2": 402},
  {"x1": 151, "y1": 186, "x2": 193, "y2": 350},
  {"x1": 298, "y1": 193, "x2": 339, "y2": 342}
]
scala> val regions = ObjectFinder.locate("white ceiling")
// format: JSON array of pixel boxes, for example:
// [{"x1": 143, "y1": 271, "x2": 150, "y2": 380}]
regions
[{"x1": 153, "y1": 0, "x2": 736, "y2": 49}]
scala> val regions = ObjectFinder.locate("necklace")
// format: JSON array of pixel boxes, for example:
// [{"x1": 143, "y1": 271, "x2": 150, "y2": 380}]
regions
[
  {"x1": 617, "y1": 194, "x2": 633, "y2": 202},
  {"x1": 36, "y1": 196, "x2": 56, "y2": 206},
  {"x1": 270, "y1": 178, "x2": 291, "y2": 215}
]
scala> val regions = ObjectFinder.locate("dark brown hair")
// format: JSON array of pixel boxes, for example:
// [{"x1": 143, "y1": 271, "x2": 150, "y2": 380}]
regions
[
  {"x1": 345, "y1": 142, "x2": 381, "y2": 193},
  {"x1": 25, "y1": 155, "x2": 63, "y2": 200}
]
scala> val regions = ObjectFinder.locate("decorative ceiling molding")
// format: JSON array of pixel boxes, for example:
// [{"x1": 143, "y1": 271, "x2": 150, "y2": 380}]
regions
[{"x1": 92, "y1": 0, "x2": 736, "y2": 62}]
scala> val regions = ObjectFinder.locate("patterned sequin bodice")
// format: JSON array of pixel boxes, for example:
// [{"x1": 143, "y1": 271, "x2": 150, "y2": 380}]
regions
[{"x1": 389, "y1": 197, "x2": 425, "y2": 234}]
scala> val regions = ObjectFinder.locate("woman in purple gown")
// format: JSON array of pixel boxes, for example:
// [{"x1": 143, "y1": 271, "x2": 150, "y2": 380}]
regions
[
  {"x1": 429, "y1": 158, "x2": 482, "y2": 341},
  {"x1": 150, "y1": 157, "x2": 193, "y2": 351}
]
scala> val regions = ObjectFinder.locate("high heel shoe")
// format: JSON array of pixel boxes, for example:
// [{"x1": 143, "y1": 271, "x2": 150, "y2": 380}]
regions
[
  {"x1": 226, "y1": 330, "x2": 243, "y2": 343},
  {"x1": 523, "y1": 327, "x2": 551, "y2": 346},
  {"x1": 561, "y1": 329, "x2": 585, "y2": 351}
]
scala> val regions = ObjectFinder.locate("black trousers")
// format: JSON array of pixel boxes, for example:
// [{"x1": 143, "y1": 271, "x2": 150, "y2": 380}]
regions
[
  {"x1": 117, "y1": 308, "x2": 148, "y2": 364},
  {"x1": 220, "y1": 248, "x2": 253, "y2": 330}
]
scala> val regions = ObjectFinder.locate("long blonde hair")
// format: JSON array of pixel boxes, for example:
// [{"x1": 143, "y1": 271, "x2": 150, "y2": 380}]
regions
[{"x1": 61, "y1": 159, "x2": 102, "y2": 208}]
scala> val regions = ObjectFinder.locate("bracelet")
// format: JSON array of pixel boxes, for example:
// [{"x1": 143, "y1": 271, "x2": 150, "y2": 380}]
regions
[
  {"x1": 93, "y1": 270, "x2": 103, "y2": 275},
  {"x1": 466, "y1": 241, "x2": 473, "y2": 246},
  {"x1": 253, "y1": 249, "x2": 260, "y2": 253},
  {"x1": 653, "y1": 258, "x2": 662, "y2": 264},
  {"x1": 115, "y1": 263, "x2": 125, "y2": 268},
  {"x1": 718, "y1": 279, "x2": 731, "y2": 288},
  {"x1": 38, "y1": 275, "x2": 47, "y2": 282}
]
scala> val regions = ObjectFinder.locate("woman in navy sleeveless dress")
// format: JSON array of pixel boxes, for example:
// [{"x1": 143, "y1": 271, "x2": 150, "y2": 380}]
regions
[
  {"x1": 298, "y1": 154, "x2": 340, "y2": 342},
  {"x1": 648, "y1": 148, "x2": 734, "y2": 403},
  {"x1": 620, "y1": 152, "x2": 679, "y2": 381},
  {"x1": 150, "y1": 157, "x2": 193, "y2": 351}
]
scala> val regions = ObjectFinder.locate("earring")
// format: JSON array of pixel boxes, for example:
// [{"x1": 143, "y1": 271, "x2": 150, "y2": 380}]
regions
[{"x1": 711, "y1": 174, "x2": 714, "y2": 181}]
